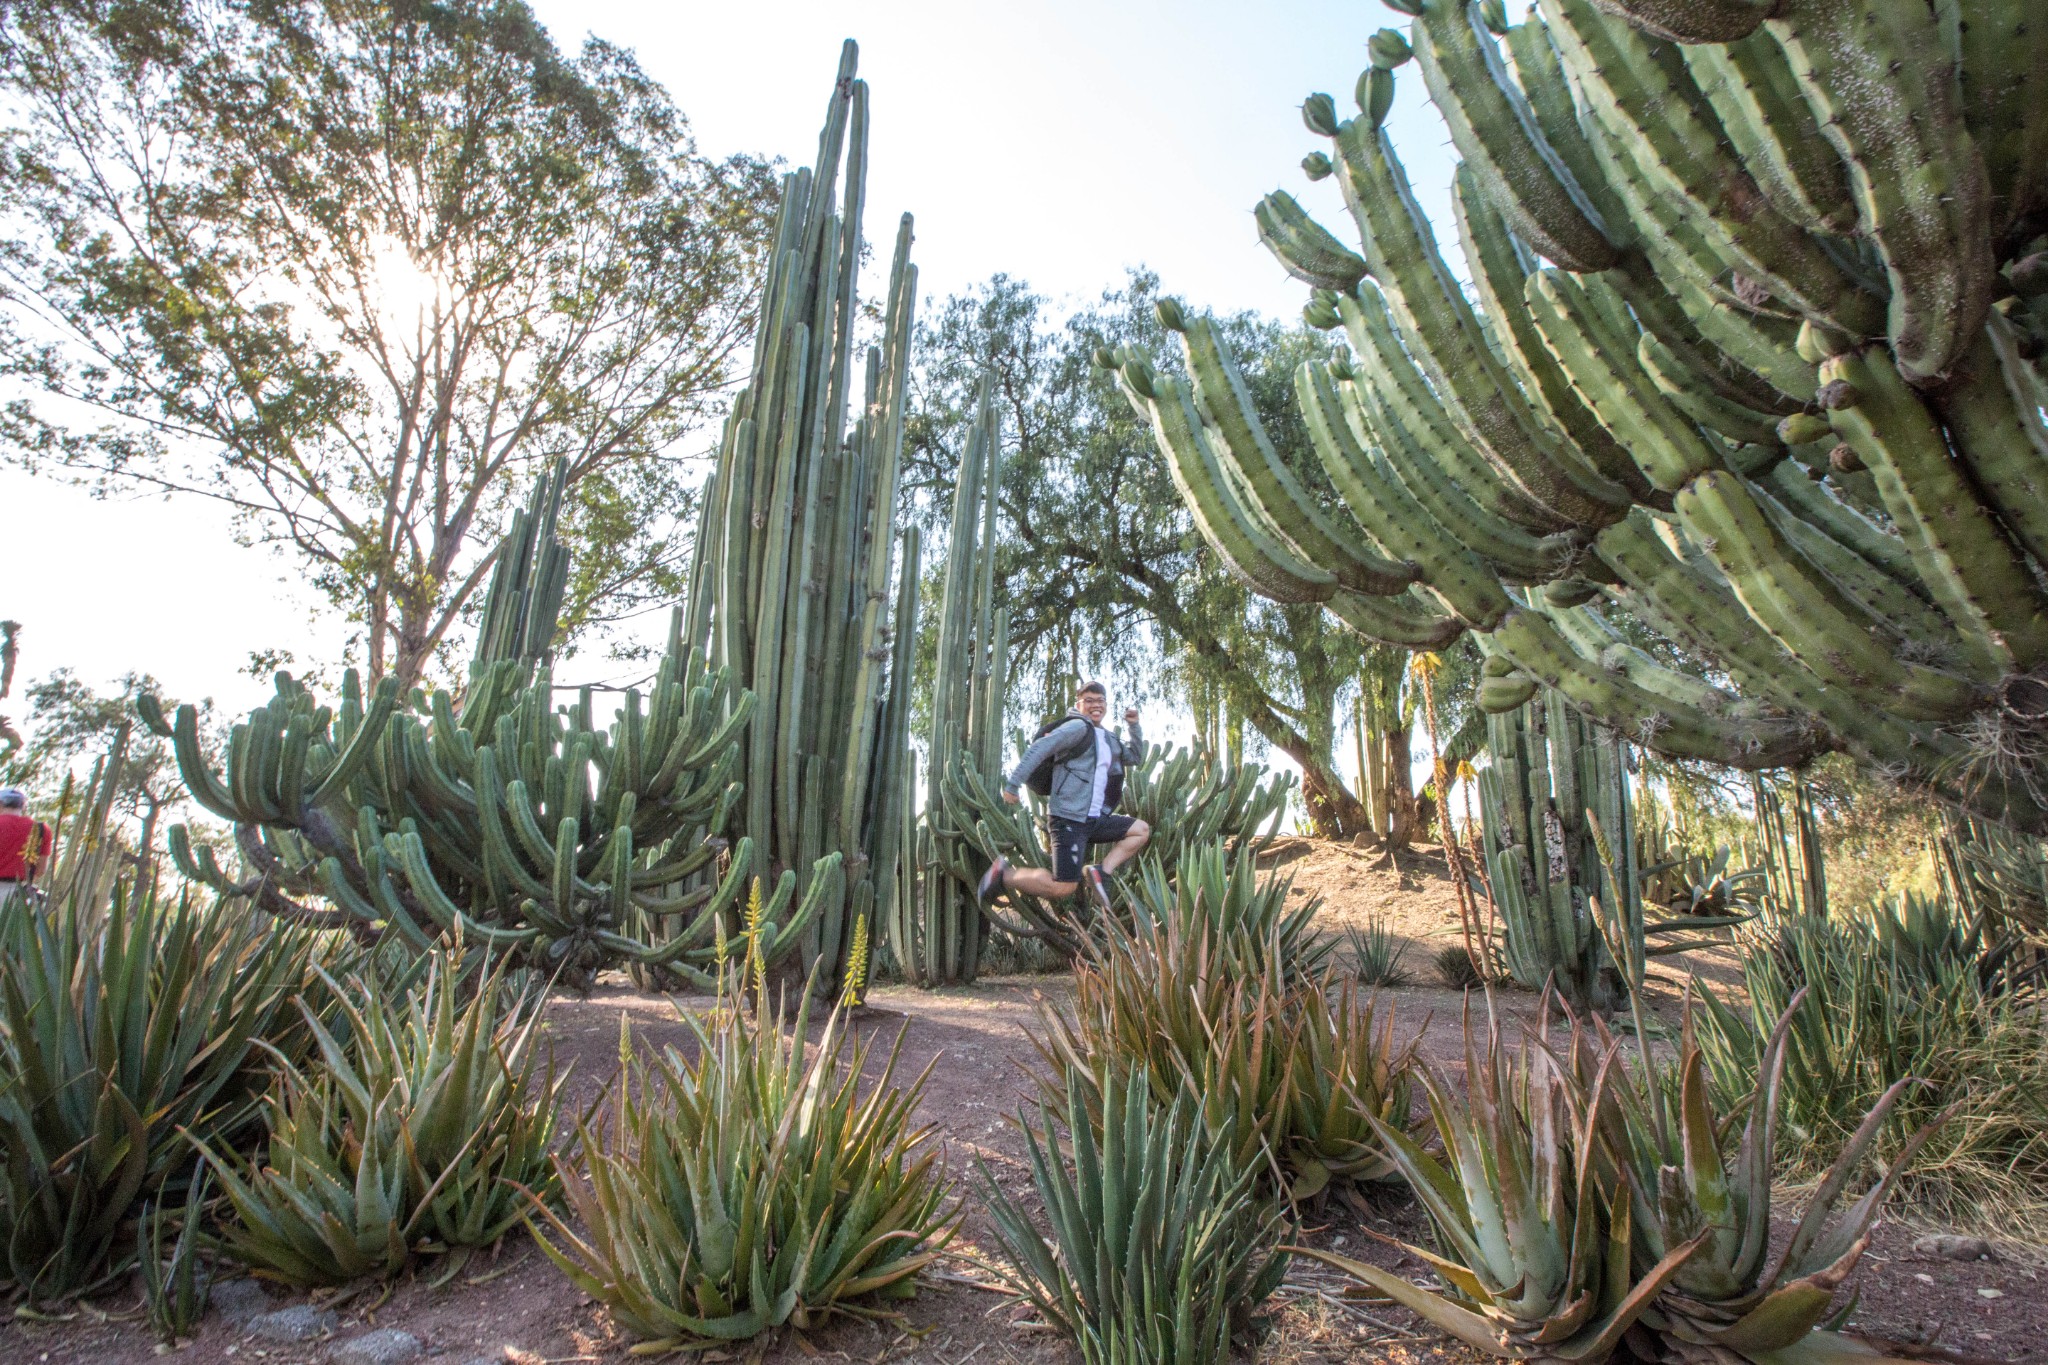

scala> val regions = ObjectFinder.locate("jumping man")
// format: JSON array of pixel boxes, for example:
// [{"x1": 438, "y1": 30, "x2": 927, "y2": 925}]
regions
[{"x1": 977, "y1": 680, "x2": 1151, "y2": 911}]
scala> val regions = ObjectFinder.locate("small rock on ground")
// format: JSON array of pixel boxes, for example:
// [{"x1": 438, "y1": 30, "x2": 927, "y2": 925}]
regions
[
  {"x1": 1913, "y1": 1234, "x2": 1994, "y2": 1261},
  {"x1": 247, "y1": 1303, "x2": 339, "y2": 1342},
  {"x1": 210, "y1": 1278, "x2": 273, "y2": 1325},
  {"x1": 329, "y1": 1328, "x2": 423, "y2": 1365}
]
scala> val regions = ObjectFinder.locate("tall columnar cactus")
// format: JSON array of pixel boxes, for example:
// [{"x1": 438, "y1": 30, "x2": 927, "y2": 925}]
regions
[
  {"x1": 684, "y1": 41, "x2": 921, "y2": 992},
  {"x1": 888, "y1": 382, "x2": 1007, "y2": 986},
  {"x1": 1476, "y1": 687, "x2": 1639, "y2": 1008},
  {"x1": 144, "y1": 464, "x2": 821, "y2": 989},
  {"x1": 1111, "y1": 0, "x2": 2048, "y2": 833}
]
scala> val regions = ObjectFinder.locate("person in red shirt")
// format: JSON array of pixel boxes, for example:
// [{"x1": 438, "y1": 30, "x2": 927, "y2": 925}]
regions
[{"x1": 0, "y1": 788, "x2": 53, "y2": 903}]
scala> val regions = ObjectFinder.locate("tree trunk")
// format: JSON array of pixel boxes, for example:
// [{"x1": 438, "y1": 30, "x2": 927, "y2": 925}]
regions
[
  {"x1": 1299, "y1": 750, "x2": 1371, "y2": 838},
  {"x1": 1383, "y1": 722, "x2": 1418, "y2": 849}
]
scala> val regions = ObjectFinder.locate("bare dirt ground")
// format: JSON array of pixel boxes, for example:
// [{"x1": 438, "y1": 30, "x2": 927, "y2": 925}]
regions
[{"x1": 10, "y1": 840, "x2": 2043, "y2": 1365}]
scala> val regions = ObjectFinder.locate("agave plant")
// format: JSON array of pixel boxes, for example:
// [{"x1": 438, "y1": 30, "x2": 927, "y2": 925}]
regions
[
  {"x1": 1348, "y1": 914, "x2": 1411, "y2": 986},
  {"x1": 1035, "y1": 895, "x2": 1293, "y2": 1175},
  {"x1": 1571, "y1": 991, "x2": 1952, "y2": 1365},
  {"x1": 979, "y1": 1064, "x2": 1290, "y2": 1365},
  {"x1": 1126, "y1": 839, "x2": 1333, "y2": 982},
  {"x1": 1296, "y1": 1001, "x2": 1702, "y2": 1362},
  {"x1": 1643, "y1": 848, "x2": 1767, "y2": 922},
  {"x1": 137, "y1": 1164, "x2": 215, "y2": 1347},
  {"x1": 0, "y1": 885, "x2": 315, "y2": 1302},
  {"x1": 1284, "y1": 979, "x2": 1417, "y2": 1194},
  {"x1": 528, "y1": 930, "x2": 956, "y2": 1349},
  {"x1": 202, "y1": 956, "x2": 562, "y2": 1286}
]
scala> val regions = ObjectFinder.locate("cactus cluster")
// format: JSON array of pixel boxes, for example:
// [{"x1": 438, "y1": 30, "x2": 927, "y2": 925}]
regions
[
  {"x1": 932, "y1": 742, "x2": 1291, "y2": 956},
  {"x1": 888, "y1": 381, "x2": 1008, "y2": 986},
  {"x1": 1114, "y1": 0, "x2": 2048, "y2": 832},
  {"x1": 684, "y1": 40, "x2": 919, "y2": 992},
  {"x1": 145, "y1": 464, "x2": 819, "y2": 987}
]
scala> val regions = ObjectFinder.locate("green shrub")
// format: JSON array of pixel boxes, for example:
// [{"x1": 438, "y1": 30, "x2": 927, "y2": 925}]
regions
[
  {"x1": 1692, "y1": 911, "x2": 2048, "y2": 1238},
  {"x1": 0, "y1": 886, "x2": 314, "y2": 1302},
  {"x1": 980, "y1": 1065, "x2": 1289, "y2": 1365},
  {"x1": 529, "y1": 960, "x2": 956, "y2": 1349},
  {"x1": 203, "y1": 956, "x2": 562, "y2": 1286},
  {"x1": 1035, "y1": 888, "x2": 1416, "y2": 1200}
]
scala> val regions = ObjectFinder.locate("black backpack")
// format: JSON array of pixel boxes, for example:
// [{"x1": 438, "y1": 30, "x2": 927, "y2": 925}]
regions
[{"x1": 1022, "y1": 717, "x2": 1124, "y2": 809}]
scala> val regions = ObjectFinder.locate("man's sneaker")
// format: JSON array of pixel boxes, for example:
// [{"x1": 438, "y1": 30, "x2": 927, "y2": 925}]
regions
[
  {"x1": 1083, "y1": 864, "x2": 1114, "y2": 913},
  {"x1": 976, "y1": 857, "x2": 1010, "y2": 906}
]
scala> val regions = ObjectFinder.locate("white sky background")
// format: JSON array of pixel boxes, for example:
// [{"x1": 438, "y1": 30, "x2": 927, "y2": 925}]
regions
[{"x1": 1, "y1": 0, "x2": 1458, "y2": 796}]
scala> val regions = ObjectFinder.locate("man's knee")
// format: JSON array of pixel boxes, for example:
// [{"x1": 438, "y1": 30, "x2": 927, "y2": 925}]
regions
[{"x1": 1130, "y1": 819, "x2": 1151, "y2": 844}]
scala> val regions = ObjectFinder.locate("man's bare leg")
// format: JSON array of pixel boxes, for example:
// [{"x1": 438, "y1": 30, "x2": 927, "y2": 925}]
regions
[
  {"x1": 1002, "y1": 864, "x2": 1078, "y2": 900},
  {"x1": 1099, "y1": 819, "x2": 1150, "y2": 874}
]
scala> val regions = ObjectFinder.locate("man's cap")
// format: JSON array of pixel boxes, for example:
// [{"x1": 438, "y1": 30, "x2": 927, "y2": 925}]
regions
[{"x1": 0, "y1": 788, "x2": 25, "y2": 809}]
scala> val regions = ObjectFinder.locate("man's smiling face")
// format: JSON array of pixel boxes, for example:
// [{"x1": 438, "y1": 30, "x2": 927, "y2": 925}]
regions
[{"x1": 1078, "y1": 690, "x2": 1107, "y2": 723}]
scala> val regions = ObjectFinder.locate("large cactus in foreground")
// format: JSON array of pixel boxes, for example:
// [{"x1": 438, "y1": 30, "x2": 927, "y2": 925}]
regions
[
  {"x1": 1113, "y1": 0, "x2": 2048, "y2": 832},
  {"x1": 888, "y1": 382, "x2": 1006, "y2": 986},
  {"x1": 145, "y1": 464, "x2": 824, "y2": 988},
  {"x1": 684, "y1": 41, "x2": 919, "y2": 991}
]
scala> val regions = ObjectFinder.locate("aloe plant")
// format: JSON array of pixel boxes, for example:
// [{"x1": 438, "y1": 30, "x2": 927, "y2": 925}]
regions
[
  {"x1": 201, "y1": 956, "x2": 562, "y2": 1286},
  {"x1": 527, "y1": 910, "x2": 956, "y2": 1350},
  {"x1": 1296, "y1": 1001, "x2": 1702, "y2": 1362},
  {"x1": 0, "y1": 885, "x2": 315, "y2": 1303},
  {"x1": 979, "y1": 1065, "x2": 1290, "y2": 1365},
  {"x1": 1571, "y1": 992, "x2": 1954, "y2": 1365}
]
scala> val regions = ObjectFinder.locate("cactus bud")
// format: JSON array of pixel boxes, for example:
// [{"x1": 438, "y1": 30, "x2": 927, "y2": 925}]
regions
[
  {"x1": 1817, "y1": 377, "x2": 1861, "y2": 410},
  {"x1": 1357, "y1": 67, "x2": 1396, "y2": 127},
  {"x1": 1120, "y1": 359, "x2": 1157, "y2": 400},
  {"x1": 1090, "y1": 346, "x2": 1116, "y2": 371},
  {"x1": 1368, "y1": 28, "x2": 1413, "y2": 68},
  {"x1": 1482, "y1": 653, "x2": 1517, "y2": 678},
  {"x1": 1478, "y1": 0, "x2": 1509, "y2": 34},
  {"x1": 1794, "y1": 318, "x2": 1853, "y2": 364},
  {"x1": 1302, "y1": 93, "x2": 1340, "y2": 137},
  {"x1": 1543, "y1": 578, "x2": 1601, "y2": 608},
  {"x1": 1777, "y1": 412, "x2": 1832, "y2": 445},
  {"x1": 1304, "y1": 293, "x2": 1342, "y2": 330},
  {"x1": 1156, "y1": 298, "x2": 1189, "y2": 332},
  {"x1": 2007, "y1": 252, "x2": 2048, "y2": 301},
  {"x1": 1828, "y1": 442, "x2": 1864, "y2": 473},
  {"x1": 1381, "y1": 0, "x2": 1423, "y2": 15},
  {"x1": 1301, "y1": 151, "x2": 1333, "y2": 181}
]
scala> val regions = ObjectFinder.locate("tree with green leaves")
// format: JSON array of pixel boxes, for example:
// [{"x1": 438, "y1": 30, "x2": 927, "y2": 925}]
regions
[
  {"x1": 906, "y1": 273, "x2": 1418, "y2": 837},
  {"x1": 0, "y1": 0, "x2": 776, "y2": 686}
]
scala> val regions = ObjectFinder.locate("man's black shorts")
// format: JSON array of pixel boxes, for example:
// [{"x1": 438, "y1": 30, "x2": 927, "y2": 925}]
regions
[{"x1": 1048, "y1": 814, "x2": 1136, "y2": 884}]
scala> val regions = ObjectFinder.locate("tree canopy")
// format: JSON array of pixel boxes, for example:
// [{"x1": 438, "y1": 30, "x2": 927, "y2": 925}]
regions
[{"x1": 0, "y1": 0, "x2": 777, "y2": 684}]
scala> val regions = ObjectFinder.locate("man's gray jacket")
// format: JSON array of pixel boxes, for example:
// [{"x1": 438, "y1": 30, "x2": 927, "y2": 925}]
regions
[{"x1": 1003, "y1": 712, "x2": 1145, "y2": 823}]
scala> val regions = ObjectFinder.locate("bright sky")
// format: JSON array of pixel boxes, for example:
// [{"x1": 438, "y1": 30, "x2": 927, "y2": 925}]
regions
[{"x1": 1, "y1": 0, "x2": 1455, "y2": 765}]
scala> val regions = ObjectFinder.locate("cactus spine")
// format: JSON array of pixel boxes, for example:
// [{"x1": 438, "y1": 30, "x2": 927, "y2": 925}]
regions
[
  {"x1": 686, "y1": 41, "x2": 919, "y2": 991},
  {"x1": 1114, "y1": 0, "x2": 2048, "y2": 833},
  {"x1": 147, "y1": 462, "x2": 803, "y2": 988}
]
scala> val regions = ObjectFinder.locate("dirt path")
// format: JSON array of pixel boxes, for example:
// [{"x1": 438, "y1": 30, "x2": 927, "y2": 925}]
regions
[{"x1": 11, "y1": 842, "x2": 2042, "y2": 1365}]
